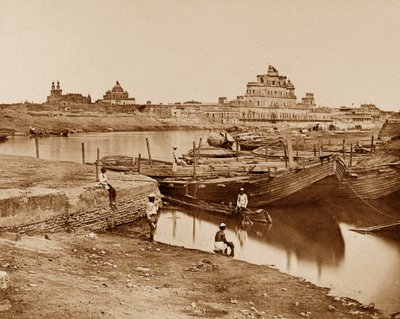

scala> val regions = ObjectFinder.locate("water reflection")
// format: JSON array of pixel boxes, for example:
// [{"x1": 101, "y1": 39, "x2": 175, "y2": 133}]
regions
[
  {"x1": 155, "y1": 203, "x2": 400, "y2": 314},
  {"x1": 0, "y1": 131, "x2": 209, "y2": 163}
]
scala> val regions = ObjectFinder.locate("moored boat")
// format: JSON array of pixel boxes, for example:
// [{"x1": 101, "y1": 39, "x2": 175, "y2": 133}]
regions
[
  {"x1": 29, "y1": 126, "x2": 69, "y2": 137},
  {"x1": 159, "y1": 155, "x2": 341, "y2": 207}
]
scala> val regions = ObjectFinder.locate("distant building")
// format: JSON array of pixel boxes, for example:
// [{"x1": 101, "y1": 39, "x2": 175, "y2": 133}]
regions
[
  {"x1": 102, "y1": 81, "x2": 135, "y2": 105},
  {"x1": 298, "y1": 93, "x2": 316, "y2": 109},
  {"x1": 240, "y1": 65, "x2": 297, "y2": 108},
  {"x1": 47, "y1": 81, "x2": 91, "y2": 104}
]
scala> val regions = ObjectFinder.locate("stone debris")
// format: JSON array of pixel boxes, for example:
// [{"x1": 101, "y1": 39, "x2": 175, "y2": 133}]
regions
[
  {"x1": 135, "y1": 267, "x2": 151, "y2": 272},
  {"x1": 0, "y1": 271, "x2": 10, "y2": 290},
  {"x1": 230, "y1": 299, "x2": 238, "y2": 304},
  {"x1": 0, "y1": 299, "x2": 11, "y2": 312},
  {"x1": 84, "y1": 232, "x2": 97, "y2": 239},
  {"x1": 327, "y1": 305, "x2": 335, "y2": 311},
  {"x1": 185, "y1": 302, "x2": 206, "y2": 316},
  {"x1": 349, "y1": 310, "x2": 365, "y2": 315},
  {"x1": 300, "y1": 311, "x2": 312, "y2": 317},
  {"x1": 186, "y1": 259, "x2": 219, "y2": 272}
]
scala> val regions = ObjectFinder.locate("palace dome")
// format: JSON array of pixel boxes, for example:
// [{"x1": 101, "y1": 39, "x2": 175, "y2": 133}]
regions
[{"x1": 111, "y1": 81, "x2": 124, "y2": 93}]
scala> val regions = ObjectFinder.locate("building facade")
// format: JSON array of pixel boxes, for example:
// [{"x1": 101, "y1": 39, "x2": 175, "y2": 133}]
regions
[
  {"x1": 47, "y1": 81, "x2": 91, "y2": 104},
  {"x1": 241, "y1": 65, "x2": 297, "y2": 108},
  {"x1": 102, "y1": 81, "x2": 135, "y2": 105}
]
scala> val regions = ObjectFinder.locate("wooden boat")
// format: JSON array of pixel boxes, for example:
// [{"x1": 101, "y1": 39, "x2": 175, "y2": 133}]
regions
[
  {"x1": 29, "y1": 126, "x2": 69, "y2": 137},
  {"x1": 163, "y1": 195, "x2": 272, "y2": 223},
  {"x1": 335, "y1": 163, "x2": 400, "y2": 199},
  {"x1": 0, "y1": 132, "x2": 9, "y2": 141},
  {"x1": 99, "y1": 155, "x2": 284, "y2": 177},
  {"x1": 159, "y1": 155, "x2": 341, "y2": 207}
]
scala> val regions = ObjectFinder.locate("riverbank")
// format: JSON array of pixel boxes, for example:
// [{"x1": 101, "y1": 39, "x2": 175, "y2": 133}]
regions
[
  {"x1": 0, "y1": 155, "x2": 388, "y2": 318},
  {"x1": 0, "y1": 108, "x2": 226, "y2": 135},
  {"x1": 0, "y1": 228, "x2": 384, "y2": 319}
]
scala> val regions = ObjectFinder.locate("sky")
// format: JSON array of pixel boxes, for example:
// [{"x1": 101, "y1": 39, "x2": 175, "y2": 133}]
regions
[{"x1": 0, "y1": 0, "x2": 399, "y2": 111}]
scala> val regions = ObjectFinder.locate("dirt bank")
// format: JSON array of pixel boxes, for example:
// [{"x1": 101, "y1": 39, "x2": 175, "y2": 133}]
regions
[
  {"x1": 0, "y1": 155, "x2": 387, "y2": 318},
  {"x1": 0, "y1": 108, "x2": 223, "y2": 135},
  {"x1": 0, "y1": 228, "x2": 384, "y2": 319}
]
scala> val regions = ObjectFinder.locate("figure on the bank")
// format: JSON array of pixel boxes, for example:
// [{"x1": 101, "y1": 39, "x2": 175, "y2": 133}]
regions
[
  {"x1": 172, "y1": 146, "x2": 178, "y2": 173},
  {"x1": 235, "y1": 188, "x2": 248, "y2": 215},
  {"x1": 214, "y1": 223, "x2": 234, "y2": 256},
  {"x1": 146, "y1": 192, "x2": 159, "y2": 241},
  {"x1": 99, "y1": 167, "x2": 117, "y2": 210}
]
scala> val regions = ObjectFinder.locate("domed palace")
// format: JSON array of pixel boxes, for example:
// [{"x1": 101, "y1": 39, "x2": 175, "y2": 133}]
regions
[{"x1": 102, "y1": 81, "x2": 136, "y2": 105}]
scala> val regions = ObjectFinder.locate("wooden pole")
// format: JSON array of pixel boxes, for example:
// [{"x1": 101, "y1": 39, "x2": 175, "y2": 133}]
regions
[
  {"x1": 296, "y1": 142, "x2": 299, "y2": 163},
  {"x1": 371, "y1": 135, "x2": 374, "y2": 150},
  {"x1": 265, "y1": 144, "x2": 268, "y2": 162},
  {"x1": 81, "y1": 142, "x2": 85, "y2": 164},
  {"x1": 342, "y1": 139, "x2": 346, "y2": 159},
  {"x1": 138, "y1": 153, "x2": 141, "y2": 174},
  {"x1": 192, "y1": 141, "x2": 197, "y2": 179},
  {"x1": 145, "y1": 138, "x2": 153, "y2": 168},
  {"x1": 235, "y1": 138, "x2": 239, "y2": 162},
  {"x1": 313, "y1": 144, "x2": 316, "y2": 157},
  {"x1": 350, "y1": 143, "x2": 353, "y2": 167},
  {"x1": 283, "y1": 145, "x2": 288, "y2": 169},
  {"x1": 286, "y1": 136, "x2": 294, "y2": 168},
  {"x1": 95, "y1": 147, "x2": 100, "y2": 182},
  {"x1": 197, "y1": 137, "x2": 202, "y2": 159},
  {"x1": 320, "y1": 140, "x2": 323, "y2": 155},
  {"x1": 318, "y1": 141, "x2": 322, "y2": 156},
  {"x1": 35, "y1": 137, "x2": 39, "y2": 159}
]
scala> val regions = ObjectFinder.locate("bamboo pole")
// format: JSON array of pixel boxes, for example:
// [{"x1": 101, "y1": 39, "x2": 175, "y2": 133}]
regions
[
  {"x1": 371, "y1": 135, "x2": 374, "y2": 150},
  {"x1": 236, "y1": 138, "x2": 239, "y2": 162},
  {"x1": 197, "y1": 137, "x2": 202, "y2": 159},
  {"x1": 283, "y1": 145, "x2": 288, "y2": 169},
  {"x1": 35, "y1": 137, "x2": 39, "y2": 159},
  {"x1": 342, "y1": 139, "x2": 346, "y2": 159},
  {"x1": 313, "y1": 144, "x2": 316, "y2": 157},
  {"x1": 81, "y1": 142, "x2": 85, "y2": 164},
  {"x1": 265, "y1": 144, "x2": 268, "y2": 162},
  {"x1": 192, "y1": 141, "x2": 197, "y2": 179},
  {"x1": 350, "y1": 143, "x2": 353, "y2": 167},
  {"x1": 145, "y1": 138, "x2": 153, "y2": 168},
  {"x1": 95, "y1": 147, "x2": 100, "y2": 182},
  {"x1": 138, "y1": 153, "x2": 141, "y2": 174},
  {"x1": 296, "y1": 142, "x2": 299, "y2": 163}
]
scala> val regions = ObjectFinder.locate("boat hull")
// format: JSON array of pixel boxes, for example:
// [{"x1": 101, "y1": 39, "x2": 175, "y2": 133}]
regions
[
  {"x1": 335, "y1": 164, "x2": 400, "y2": 199},
  {"x1": 159, "y1": 158, "x2": 340, "y2": 207}
]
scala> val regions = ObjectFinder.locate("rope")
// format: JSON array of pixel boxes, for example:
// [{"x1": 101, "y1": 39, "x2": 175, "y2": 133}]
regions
[{"x1": 342, "y1": 177, "x2": 398, "y2": 220}]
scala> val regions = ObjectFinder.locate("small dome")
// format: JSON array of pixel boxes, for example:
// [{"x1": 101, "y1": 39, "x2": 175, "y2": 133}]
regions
[
  {"x1": 286, "y1": 79, "x2": 295, "y2": 89},
  {"x1": 111, "y1": 81, "x2": 124, "y2": 93}
]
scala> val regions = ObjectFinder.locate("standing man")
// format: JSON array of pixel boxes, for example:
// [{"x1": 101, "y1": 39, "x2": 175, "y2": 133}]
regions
[
  {"x1": 235, "y1": 188, "x2": 248, "y2": 215},
  {"x1": 99, "y1": 167, "x2": 117, "y2": 210},
  {"x1": 214, "y1": 223, "x2": 234, "y2": 256},
  {"x1": 146, "y1": 193, "x2": 159, "y2": 241}
]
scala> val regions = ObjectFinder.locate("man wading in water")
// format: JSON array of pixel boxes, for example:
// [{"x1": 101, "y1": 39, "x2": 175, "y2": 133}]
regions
[{"x1": 214, "y1": 223, "x2": 235, "y2": 257}]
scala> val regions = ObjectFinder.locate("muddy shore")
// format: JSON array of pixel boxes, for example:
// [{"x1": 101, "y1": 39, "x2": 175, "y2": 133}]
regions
[{"x1": 0, "y1": 155, "x2": 388, "y2": 318}]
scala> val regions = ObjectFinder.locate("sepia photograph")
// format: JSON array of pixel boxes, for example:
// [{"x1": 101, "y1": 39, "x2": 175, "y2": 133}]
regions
[{"x1": 0, "y1": 0, "x2": 399, "y2": 318}]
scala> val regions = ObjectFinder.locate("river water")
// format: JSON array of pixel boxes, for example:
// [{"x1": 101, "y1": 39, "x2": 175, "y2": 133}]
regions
[{"x1": 1, "y1": 131, "x2": 399, "y2": 314}]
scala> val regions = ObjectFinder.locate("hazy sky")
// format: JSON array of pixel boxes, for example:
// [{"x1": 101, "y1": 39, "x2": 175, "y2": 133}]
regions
[{"x1": 1, "y1": 0, "x2": 399, "y2": 111}]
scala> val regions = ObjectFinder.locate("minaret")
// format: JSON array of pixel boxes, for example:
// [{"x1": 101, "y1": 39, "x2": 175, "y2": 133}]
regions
[{"x1": 51, "y1": 81, "x2": 55, "y2": 97}]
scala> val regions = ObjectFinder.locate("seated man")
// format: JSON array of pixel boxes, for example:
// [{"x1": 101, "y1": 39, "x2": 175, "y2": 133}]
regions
[
  {"x1": 235, "y1": 188, "x2": 248, "y2": 215},
  {"x1": 214, "y1": 223, "x2": 234, "y2": 256}
]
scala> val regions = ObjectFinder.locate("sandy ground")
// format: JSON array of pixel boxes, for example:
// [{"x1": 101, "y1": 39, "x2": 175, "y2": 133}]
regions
[
  {"x1": 0, "y1": 155, "x2": 389, "y2": 318},
  {"x1": 0, "y1": 228, "x2": 383, "y2": 319}
]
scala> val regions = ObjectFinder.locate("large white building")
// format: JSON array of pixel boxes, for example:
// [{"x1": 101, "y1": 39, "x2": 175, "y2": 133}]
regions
[{"x1": 241, "y1": 65, "x2": 297, "y2": 108}]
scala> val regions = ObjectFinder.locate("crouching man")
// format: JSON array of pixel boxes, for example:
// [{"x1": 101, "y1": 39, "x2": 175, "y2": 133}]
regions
[{"x1": 214, "y1": 223, "x2": 234, "y2": 257}]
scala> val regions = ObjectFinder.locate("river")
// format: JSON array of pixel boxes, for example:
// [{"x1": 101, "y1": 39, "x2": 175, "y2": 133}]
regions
[{"x1": 1, "y1": 131, "x2": 399, "y2": 314}]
